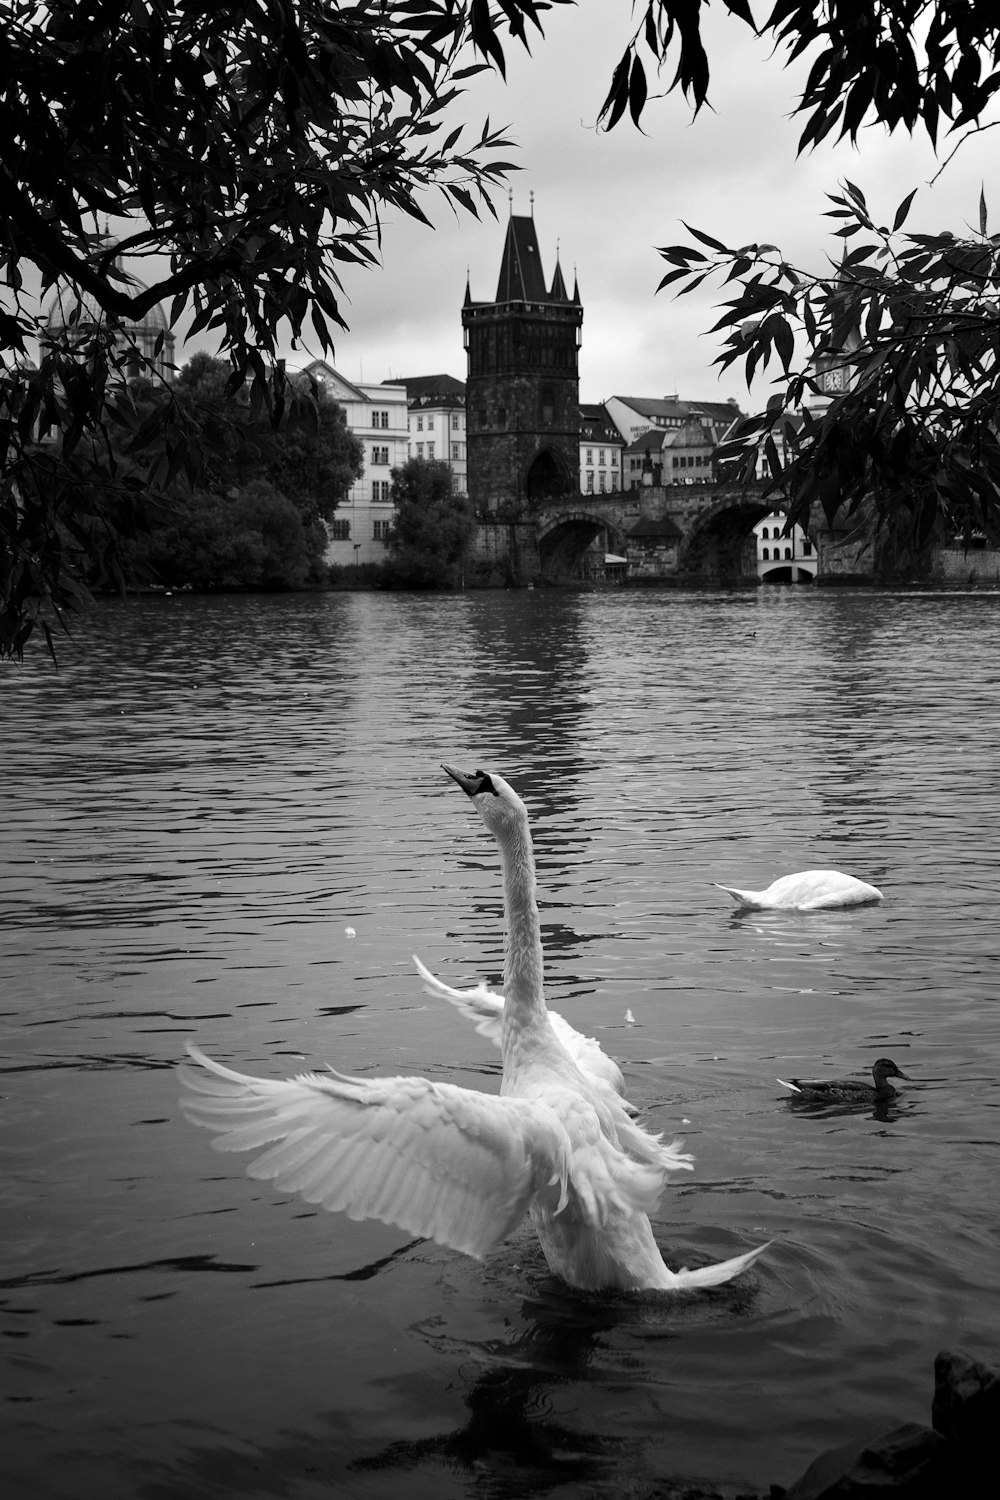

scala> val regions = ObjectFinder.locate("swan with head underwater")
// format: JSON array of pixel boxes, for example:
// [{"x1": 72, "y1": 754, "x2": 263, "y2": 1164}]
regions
[
  {"x1": 180, "y1": 765, "x2": 769, "y2": 1293},
  {"x1": 715, "y1": 869, "x2": 884, "y2": 911}
]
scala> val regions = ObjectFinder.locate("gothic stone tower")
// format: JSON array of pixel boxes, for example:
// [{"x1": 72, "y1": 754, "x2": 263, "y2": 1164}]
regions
[{"x1": 462, "y1": 213, "x2": 582, "y2": 512}]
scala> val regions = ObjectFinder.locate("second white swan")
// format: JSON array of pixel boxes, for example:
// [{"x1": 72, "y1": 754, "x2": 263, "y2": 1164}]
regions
[{"x1": 715, "y1": 869, "x2": 884, "y2": 911}]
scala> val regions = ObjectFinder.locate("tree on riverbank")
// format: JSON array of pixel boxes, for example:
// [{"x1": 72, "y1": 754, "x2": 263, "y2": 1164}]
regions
[
  {"x1": 383, "y1": 458, "x2": 477, "y2": 588},
  {"x1": 124, "y1": 354, "x2": 363, "y2": 590},
  {"x1": 5, "y1": 3, "x2": 1000, "y2": 653}
]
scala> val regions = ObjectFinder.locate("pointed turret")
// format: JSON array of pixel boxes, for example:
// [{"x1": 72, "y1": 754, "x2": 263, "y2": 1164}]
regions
[
  {"x1": 549, "y1": 259, "x2": 568, "y2": 302},
  {"x1": 494, "y1": 215, "x2": 549, "y2": 303}
]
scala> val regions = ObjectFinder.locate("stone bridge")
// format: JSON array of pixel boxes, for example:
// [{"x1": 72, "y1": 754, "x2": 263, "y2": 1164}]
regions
[{"x1": 472, "y1": 481, "x2": 868, "y2": 587}]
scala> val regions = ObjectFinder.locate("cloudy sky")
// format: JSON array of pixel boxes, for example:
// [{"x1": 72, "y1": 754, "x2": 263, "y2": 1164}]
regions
[{"x1": 293, "y1": 6, "x2": 999, "y2": 413}]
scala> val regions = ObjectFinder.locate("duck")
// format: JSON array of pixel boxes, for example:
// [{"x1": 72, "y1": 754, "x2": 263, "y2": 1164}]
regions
[
  {"x1": 776, "y1": 1057, "x2": 911, "y2": 1103},
  {"x1": 714, "y1": 869, "x2": 884, "y2": 911},
  {"x1": 181, "y1": 765, "x2": 769, "y2": 1293}
]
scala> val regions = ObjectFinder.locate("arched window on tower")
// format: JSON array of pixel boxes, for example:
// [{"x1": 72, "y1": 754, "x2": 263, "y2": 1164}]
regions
[{"x1": 540, "y1": 384, "x2": 554, "y2": 426}]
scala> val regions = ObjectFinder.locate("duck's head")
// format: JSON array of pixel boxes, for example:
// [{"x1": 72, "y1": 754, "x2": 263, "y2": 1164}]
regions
[
  {"x1": 873, "y1": 1057, "x2": 911, "y2": 1082},
  {"x1": 442, "y1": 764, "x2": 529, "y2": 841}
]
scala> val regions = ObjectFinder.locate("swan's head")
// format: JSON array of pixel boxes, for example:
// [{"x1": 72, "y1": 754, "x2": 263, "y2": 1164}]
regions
[
  {"x1": 442, "y1": 764, "x2": 529, "y2": 841},
  {"x1": 873, "y1": 1058, "x2": 911, "y2": 1082}
]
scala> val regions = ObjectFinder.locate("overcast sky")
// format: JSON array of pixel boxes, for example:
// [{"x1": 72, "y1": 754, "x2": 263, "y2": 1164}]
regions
[{"x1": 284, "y1": 7, "x2": 999, "y2": 412}]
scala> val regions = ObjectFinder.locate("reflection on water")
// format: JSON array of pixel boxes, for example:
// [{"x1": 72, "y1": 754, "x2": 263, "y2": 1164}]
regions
[{"x1": 2, "y1": 587, "x2": 1000, "y2": 1498}]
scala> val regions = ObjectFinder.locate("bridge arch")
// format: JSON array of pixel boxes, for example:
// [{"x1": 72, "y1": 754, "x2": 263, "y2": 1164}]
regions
[
  {"x1": 674, "y1": 495, "x2": 774, "y2": 584},
  {"x1": 536, "y1": 508, "x2": 627, "y2": 580}
]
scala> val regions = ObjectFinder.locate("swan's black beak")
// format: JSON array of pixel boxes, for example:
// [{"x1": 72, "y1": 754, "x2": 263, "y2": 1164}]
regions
[{"x1": 442, "y1": 764, "x2": 497, "y2": 797}]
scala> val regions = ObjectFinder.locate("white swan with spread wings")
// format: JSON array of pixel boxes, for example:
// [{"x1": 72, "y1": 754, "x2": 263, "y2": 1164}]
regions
[{"x1": 181, "y1": 766, "x2": 768, "y2": 1292}]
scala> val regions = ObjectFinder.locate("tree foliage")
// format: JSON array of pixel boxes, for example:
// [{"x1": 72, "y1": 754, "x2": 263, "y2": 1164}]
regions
[
  {"x1": 127, "y1": 353, "x2": 363, "y2": 589},
  {"x1": 384, "y1": 457, "x2": 476, "y2": 586},
  {"x1": 659, "y1": 183, "x2": 1000, "y2": 558},
  {"x1": 600, "y1": 2, "x2": 1000, "y2": 151}
]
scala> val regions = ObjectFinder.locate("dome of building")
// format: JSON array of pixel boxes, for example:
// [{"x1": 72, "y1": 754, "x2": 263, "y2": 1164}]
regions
[{"x1": 41, "y1": 261, "x2": 175, "y2": 380}]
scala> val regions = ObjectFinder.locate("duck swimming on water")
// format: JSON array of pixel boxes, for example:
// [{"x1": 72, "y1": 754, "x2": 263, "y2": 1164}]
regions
[
  {"x1": 181, "y1": 765, "x2": 769, "y2": 1293},
  {"x1": 715, "y1": 870, "x2": 884, "y2": 911},
  {"x1": 777, "y1": 1058, "x2": 911, "y2": 1103}
]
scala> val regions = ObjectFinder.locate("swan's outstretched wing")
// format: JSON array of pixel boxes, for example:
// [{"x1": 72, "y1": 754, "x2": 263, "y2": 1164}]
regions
[
  {"x1": 412, "y1": 954, "x2": 635, "y2": 1110},
  {"x1": 180, "y1": 1045, "x2": 570, "y2": 1260},
  {"x1": 412, "y1": 954, "x2": 503, "y2": 1042}
]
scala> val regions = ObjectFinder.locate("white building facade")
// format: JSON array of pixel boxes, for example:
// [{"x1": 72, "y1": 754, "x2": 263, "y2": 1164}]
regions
[
  {"x1": 753, "y1": 511, "x2": 817, "y2": 581},
  {"x1": 392, "y1": 374, "x2": 467, "y2": 495},
  {"x1": 301, "y1": 359, "x2": 409, "y2": 566},
  {"x1": 579, "y1": 404, "x2": 623, "y2": 494}
]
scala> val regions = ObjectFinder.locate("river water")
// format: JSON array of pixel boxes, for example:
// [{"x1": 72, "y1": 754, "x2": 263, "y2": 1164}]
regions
[{"x1": 2, "y1": 586, "x2": 998, "y2": 1499}]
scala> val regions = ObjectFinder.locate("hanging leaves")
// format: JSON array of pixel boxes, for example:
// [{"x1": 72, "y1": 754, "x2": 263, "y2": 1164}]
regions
[{"x1": 660, "y1": 186, "x2": 1000, "y2": 559}]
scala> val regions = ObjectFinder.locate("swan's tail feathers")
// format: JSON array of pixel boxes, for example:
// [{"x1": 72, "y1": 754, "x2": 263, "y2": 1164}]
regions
[
  {"x1": 412, "y1": 954, "x2": 504, "y2": 1044},
  {"x1": 713, "y1": 883, "x2": 756, "y2": 909},
  {"x1": 617, "y1": 1118, "x2": 694, "y2": 1175},
  {"x1": 776, "y1": 1077, "x2": 802, "y2": 1094},
  {"x1": 671, "y1": 1240, "x2": 771, "y2": 1290}
]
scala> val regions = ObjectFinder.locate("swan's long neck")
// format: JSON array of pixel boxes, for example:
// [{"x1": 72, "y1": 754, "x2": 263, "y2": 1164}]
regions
[{"x1": 496, "y1": 814, "x2": 546, "y2": 1036}]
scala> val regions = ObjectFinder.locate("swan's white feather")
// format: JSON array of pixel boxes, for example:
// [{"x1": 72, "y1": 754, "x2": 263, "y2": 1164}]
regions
[
  {"x1": 180, "y1": 1044, "x2": 571, "y2": 1261},
  {"x1": 411, "y1": 952, "x2": 635, "y2": 1110},
  {"x1": 714, "y1": 870, "x2": 884, "y2": 911}
]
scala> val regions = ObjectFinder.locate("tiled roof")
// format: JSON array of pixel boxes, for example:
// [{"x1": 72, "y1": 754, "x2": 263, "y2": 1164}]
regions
[
  {"x1": 623, "y1": 428, "x2": 668, "y2": 456},
  {"x1": 579, "y1": 403, "x2": 623, "y2": 444},
  {"x1": 614, "y1": 396, "x2": 741, "y2": 423},
  {"x1": 390, "y1": 373, "x2": 466, "y2": 403}
]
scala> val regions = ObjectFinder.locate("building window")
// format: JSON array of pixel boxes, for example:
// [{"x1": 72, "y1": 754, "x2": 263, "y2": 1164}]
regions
[
  {"x1": 802, "y1": 540, "x2": 813, "y2": 556},
  {"x1": 784, "y1": 546, "x2": 792, "y2": 559},
  {"x1": 424, "y1": 416, "x2": 434, "y2": 434},
  {"x1": 371, "y1": 445, "x2": 389, "y2": 464},
  {"x1": 451, "y1": 413, "x2": 460, "y2": 430},
  {"x1": 373, "y1": 520, "x2": 392, "y2": 541},
  {"x1": 371, "y1": 410, "x2": 389, "y2": 428},
  {"x1": 427, "y1": 442, "x2": 435, "y2": 459},
  {"x1": 330, "y1": 520, "x2": 351, "y2": 540},
  {"x1": 598, "y1": 449, "x2": 605, "y2": 465},
  {"x1": 451, "y1": 443, "x2": 460, "y2": 461},
  {"x1": 416, "y1": 442, "x2": 423, "y2": 458},
  {"x1": 761, "y1": 546, "x2": 769, "y2": 559},
  {"x1": 762, "y1": 526, "x2": 769, "y2": 538},
  {"x1": 585, "y1": 448, "x2": 593, "y2": 465},
  {"x1": 416, "y1": 416, "x2": 423, "y2": 431},
  {"x1": 585, "y1": 472, "x2": 594, "y2": 492},
  {"x1": 372, "y1": 480, "x2": 391, "y2": 501},
  {"x1": 599, "y1": 474, "x2": 607, "y2": 493}
]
